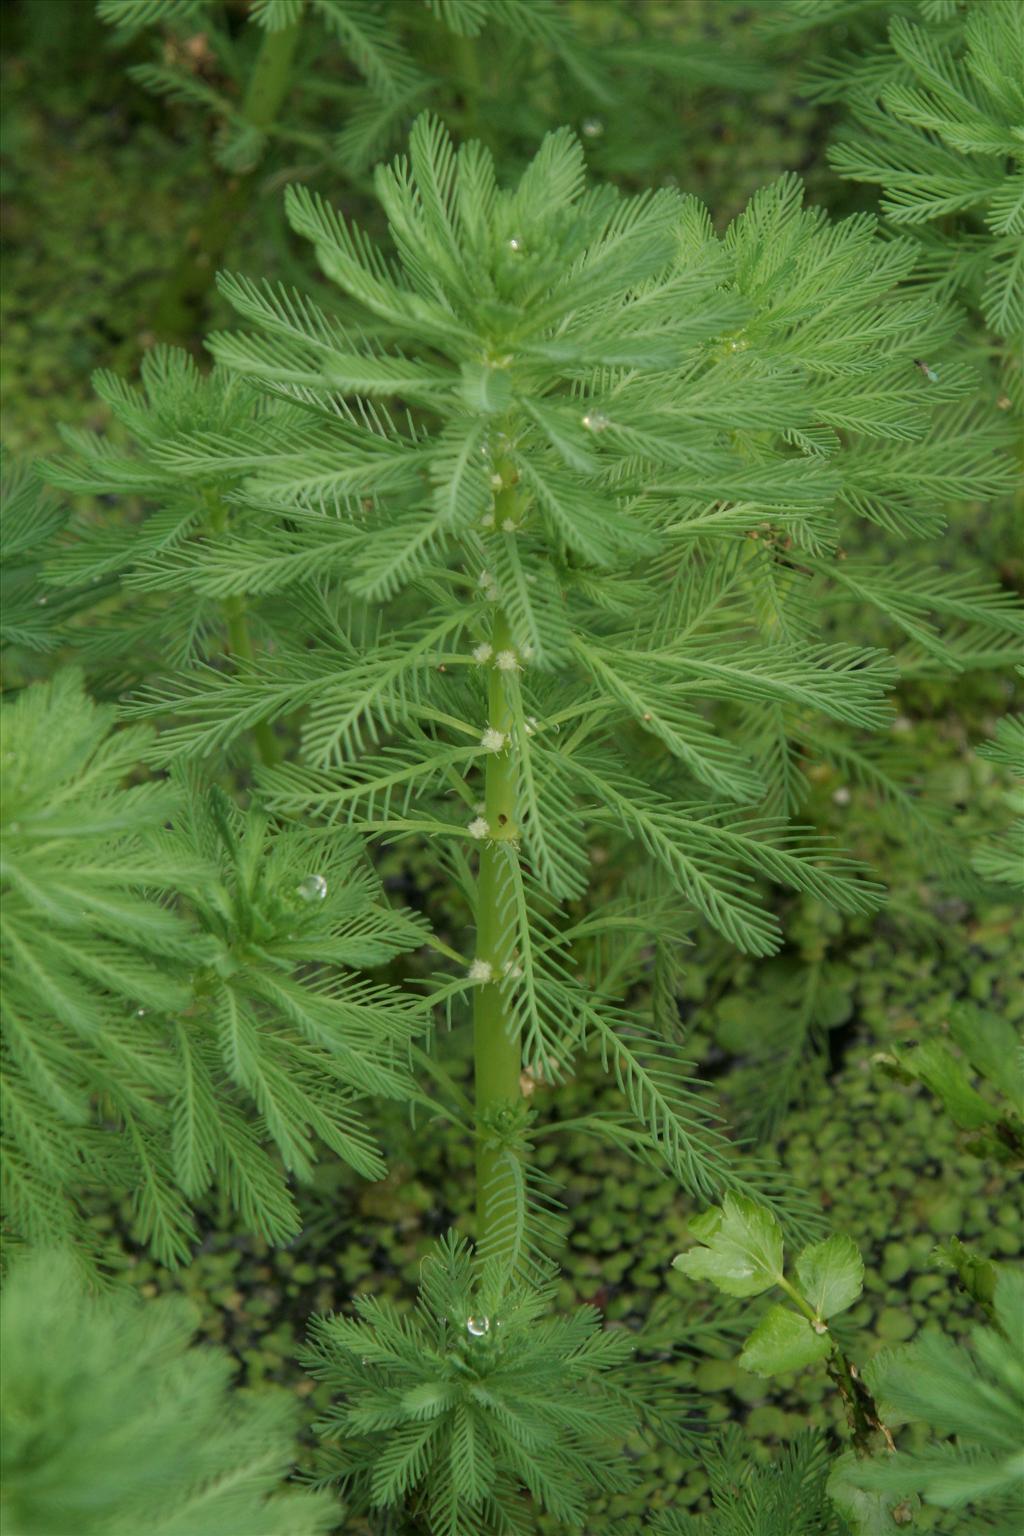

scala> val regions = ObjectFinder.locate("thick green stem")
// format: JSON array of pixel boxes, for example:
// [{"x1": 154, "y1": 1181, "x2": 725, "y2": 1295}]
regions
[{"x1": 473, "y1": 609, "x2": 522, "y2": 1253}]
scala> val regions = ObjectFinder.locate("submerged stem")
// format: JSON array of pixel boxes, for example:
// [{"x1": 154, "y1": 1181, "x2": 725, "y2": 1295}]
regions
[
  {"x1": 152, "y1": 17, "x2": 302, "y2": 342},
  {"x1": 242, "y1": 17, "x2": 302, "y2": 131},
  {"x1": 828, "y1": 1346, "x2": 896, "y2": 1456},
  {"x1": 454, "y1": 27, "x2": 482, "y2": 142}
]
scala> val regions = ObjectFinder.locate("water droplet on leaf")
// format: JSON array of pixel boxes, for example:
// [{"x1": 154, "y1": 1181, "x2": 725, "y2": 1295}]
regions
[
  {"x1": 466, "y1": 1315, "x2": 490, "y2": 1337},
  {"x1": 582, "y1": 411, "x2": 610, "y2": 433},
  {"x1": 581, "y1": 116, "x2": 604, "y2": 138},
  {"x1": 297, "y1": 874, "x2": 328, "y2": 902}
]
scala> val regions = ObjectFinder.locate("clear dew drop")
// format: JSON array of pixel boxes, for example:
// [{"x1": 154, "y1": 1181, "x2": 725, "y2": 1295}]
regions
[
  {"x1": 297, "y1": 873, "x2": 328, "y2": 902},
  {"x1": 135, "y1": 1008, "x2": 147, "y2": 1018},
  {"x1": 466, "y1": 1315, "x2": 490, "y2": 1337},
  {"x1": 581, "y1": 116, "x2": 604, "y2": 138},
  {"x1": 581, "y1": 411, "x2": 610, "y2": 433},
  {"x1": 507, "y1": 237, "x2": 522, "y2": 252}
]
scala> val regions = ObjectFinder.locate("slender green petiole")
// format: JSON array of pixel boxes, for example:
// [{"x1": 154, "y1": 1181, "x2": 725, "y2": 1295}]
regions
[{"x1": 777, "y1": 1273, "x2": 819, "y2": 1323}]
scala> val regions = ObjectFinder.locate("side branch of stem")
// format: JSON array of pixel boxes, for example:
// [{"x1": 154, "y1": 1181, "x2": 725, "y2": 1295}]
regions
[{"x1": 204, "y1": 490, "x2": 278, "y2": 765}]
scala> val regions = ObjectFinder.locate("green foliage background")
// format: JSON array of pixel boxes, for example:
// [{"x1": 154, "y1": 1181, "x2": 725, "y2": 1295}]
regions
[{"x1": 1, "y1": 1, "x2": 1021, "y2": 1533}]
